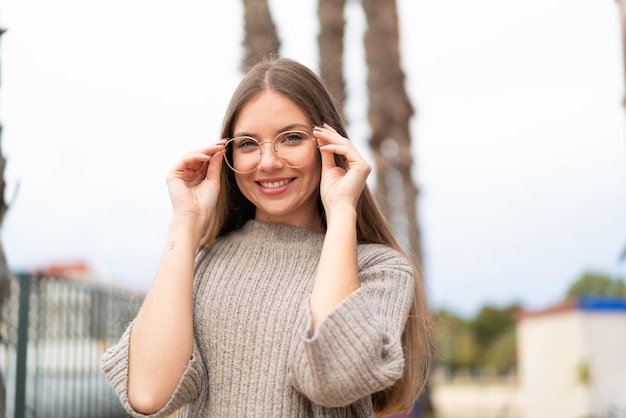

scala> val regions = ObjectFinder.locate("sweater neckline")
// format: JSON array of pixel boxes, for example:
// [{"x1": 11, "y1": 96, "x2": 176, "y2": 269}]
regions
[{"x1": 238, "y1": 220, "x2": 325, "y2": 245}]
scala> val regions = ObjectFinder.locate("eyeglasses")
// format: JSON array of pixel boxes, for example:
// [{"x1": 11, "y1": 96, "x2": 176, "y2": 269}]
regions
[{"x1": 222, "y1": 130, "x2": 317, "y2": 174}]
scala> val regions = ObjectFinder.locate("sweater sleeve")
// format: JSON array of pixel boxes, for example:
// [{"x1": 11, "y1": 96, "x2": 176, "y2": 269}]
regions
[
  {"x1": 288, "y1": 244, "x2": 414, "y2": 407},
  {"x1": 100, "y1": 322, "x2": 206, "y2": 418}
]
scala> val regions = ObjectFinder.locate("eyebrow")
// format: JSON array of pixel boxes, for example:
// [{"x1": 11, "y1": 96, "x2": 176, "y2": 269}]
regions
[{"x1": 232, "y1": 123, "x2": 312, "y2": 138}]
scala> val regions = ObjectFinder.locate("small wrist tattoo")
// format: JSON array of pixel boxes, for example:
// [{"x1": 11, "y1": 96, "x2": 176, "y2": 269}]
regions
[{"x1": 169, "y1": 241, "x2": 176, "y2": 251}]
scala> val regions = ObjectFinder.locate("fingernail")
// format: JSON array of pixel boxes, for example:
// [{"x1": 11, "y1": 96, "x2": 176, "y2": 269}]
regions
[{"x1": 313, "y1": 126, "x2": 323, "y2": 131}]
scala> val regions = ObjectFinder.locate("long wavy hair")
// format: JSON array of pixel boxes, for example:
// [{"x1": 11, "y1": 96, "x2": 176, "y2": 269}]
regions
[{"x1": 201, "y1": 57, "x2": 434, "y2": 417}]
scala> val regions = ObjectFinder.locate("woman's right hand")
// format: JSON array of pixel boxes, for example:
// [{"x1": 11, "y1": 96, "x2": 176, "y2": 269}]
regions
[
  {"x1": 126, "y1": 142, "x2": 225, "y2": 414},
  {"x1": 165, "y1": 141, "x2": 225, "y2": 225}
]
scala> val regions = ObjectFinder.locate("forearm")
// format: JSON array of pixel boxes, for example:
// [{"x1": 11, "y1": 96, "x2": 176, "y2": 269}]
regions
[
  {"x1": 309, "y1": 205, "x2": 360, "y2": 331},
  {"x1": 127, "y1": 217, "x2": 204, "y2": 413}
]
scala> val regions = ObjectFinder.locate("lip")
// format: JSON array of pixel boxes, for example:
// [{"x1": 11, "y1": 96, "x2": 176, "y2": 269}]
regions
[{"x1": 255, "y1": 177, "x2": 295, "y2": 194}]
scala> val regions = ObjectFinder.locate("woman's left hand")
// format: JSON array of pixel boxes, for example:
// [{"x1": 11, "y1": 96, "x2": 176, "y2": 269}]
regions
[{"x1": 314, "y1": 124, "x2": 371, "y2": 217}]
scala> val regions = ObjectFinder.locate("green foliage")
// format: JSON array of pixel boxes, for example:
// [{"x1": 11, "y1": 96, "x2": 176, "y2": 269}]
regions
[
  {"x1": 481, "y1": 327, "x2": 517, "y2": 372},
  {"x1": 470, "y1": 303, "x2": 519, "y2": 371},
  {"x1": 434, "y1": 310, "x2": 478, "y2": 372},
  {"x1": 434, "y1": 271, "x2": 626, "y2": 377},
  {"x1": 471, "y1": 304, "x2": 519, "y2": 351},
  {"x1": 576, "y1": 361, "x2": 591, "y2": 386},
  {"x1": 434, "y1": 303, "x2": 520, "y2": 374},
  {"x1": 566, "y1": 271, "x2": 626, "y2": 298}
]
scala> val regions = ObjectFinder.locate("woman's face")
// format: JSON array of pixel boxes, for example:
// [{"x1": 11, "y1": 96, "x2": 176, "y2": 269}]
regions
[{"x1": 231, "y1": 90, "x2": 323, "y2": 232}]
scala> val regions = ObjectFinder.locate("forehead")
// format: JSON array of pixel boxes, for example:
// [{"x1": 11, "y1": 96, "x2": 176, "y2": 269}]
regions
[{"x1": 233, "y1": 90, "x2": 310, "y2": 135}]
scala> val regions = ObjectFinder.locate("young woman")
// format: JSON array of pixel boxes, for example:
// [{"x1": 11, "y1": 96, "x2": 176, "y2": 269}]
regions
[{"x1": 102, "y1": 57, "x2": 434, "y2": 417}]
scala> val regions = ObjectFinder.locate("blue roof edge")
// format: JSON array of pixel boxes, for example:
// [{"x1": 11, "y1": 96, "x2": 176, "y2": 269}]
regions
[{"x1": 577, "y1": 295, "x2": 626, "y2": 311}]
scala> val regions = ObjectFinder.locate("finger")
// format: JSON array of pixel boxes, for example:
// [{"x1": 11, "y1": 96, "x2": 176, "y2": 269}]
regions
[
  {"x1": 177, "y1": 137, "x2": 223, "y2": 163},
  {"x1": 313, "y1": 129, "x2": 354, "y2": 164},
  {"x1": 192, "y1": 139, "x2": 228, "y2": 154},
  {"x1": 177, "y1": 141, "x2": 226, "y2": 165},
  {"x1": 204, "y1": 150, "x2": 224, "y2": 180},
  {"x1": 181, "y1": 141, "x2": 225, "y2": 163},
  {"x1": 313, "y1": 124, "x2": 347, "y2": 141},
  {"x1": 318, "y1": 143, "x2": 363, "y2": 165},
  {"x1": 319, "y1": 144, "x2": 338, "y2": 170},
  {"x1": 320, "y1": 123, "x2": 340, "y2": 133},
  {"x1": 182, "y1": 148, "x2": 218, "y2": 163},
  {"x1": 173, "y1": 152, "x2": 213, "y2": 174}
]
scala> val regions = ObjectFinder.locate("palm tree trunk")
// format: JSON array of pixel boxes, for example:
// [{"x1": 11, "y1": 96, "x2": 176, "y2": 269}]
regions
[
  {"x1": 361, "y1": 0, "x2": 422, "y2": 265},
  {"x1": 361, "y1": 2, "x2": 430, "y2": 413},
  {"x1": 240, "y1": 0, "x2": 281, "y2": 72},
  {"x1": 317, "y1": 0, "x2": 347, "y2": 112}
]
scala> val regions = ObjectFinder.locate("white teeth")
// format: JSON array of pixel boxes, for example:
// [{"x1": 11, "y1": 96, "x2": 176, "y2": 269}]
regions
[{"x1": 260, "y1": 179, "x2": 291, "y2": 189}]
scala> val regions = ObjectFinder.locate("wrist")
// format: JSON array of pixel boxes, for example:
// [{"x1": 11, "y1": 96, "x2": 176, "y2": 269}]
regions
[
  {"x1": 324, "y1": 203, "x2": 357, "y2": 228},
  {"x1": 168, "y1": 215, "x2": 209, "y2": 245}
]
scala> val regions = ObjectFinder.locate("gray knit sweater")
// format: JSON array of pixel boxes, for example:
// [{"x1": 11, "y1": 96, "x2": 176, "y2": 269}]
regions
[{"x1": 102, "y1": 220, "x2": 414, "y2": 417}]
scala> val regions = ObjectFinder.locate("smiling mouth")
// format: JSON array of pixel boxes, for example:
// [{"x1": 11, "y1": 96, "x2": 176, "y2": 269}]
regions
[{"x1": 258, "y1": 179, "x2": 293, "y2": 189}]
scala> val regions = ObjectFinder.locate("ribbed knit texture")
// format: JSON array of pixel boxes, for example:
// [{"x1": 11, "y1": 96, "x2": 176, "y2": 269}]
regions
[{"x1": 101, "y1": 220, "x2": 414, "y2": 417}]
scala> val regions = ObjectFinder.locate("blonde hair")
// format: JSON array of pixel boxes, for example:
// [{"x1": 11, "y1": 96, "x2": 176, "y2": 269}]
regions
[{"x1": 202, "y1": 57, "x2": 434, "y2": 416}]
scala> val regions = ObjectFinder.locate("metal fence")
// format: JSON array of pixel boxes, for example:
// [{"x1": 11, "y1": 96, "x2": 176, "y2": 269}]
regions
[{"x1": 0, "y1": 272, "x2": 144, "y2": 418}]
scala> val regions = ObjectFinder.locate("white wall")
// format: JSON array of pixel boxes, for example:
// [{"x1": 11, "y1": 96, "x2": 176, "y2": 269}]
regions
[
  {"x1": 582, "y1": 313, "x2": 626, "y2": 415},
  {"x1": 517, "y1": 308, "x2": 626, "y2": 418},
  {"x1": 518, "y1": 310, "x2": 588, "y2": 418},
  {"x1": 431, "y1": 382, "x2": 522, "y2": 418}
]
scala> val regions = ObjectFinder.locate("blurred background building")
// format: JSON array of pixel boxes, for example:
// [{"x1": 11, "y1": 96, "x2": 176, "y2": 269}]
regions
[{"x1": 517, "y1": 296, "x2": 626, "y2": 418}]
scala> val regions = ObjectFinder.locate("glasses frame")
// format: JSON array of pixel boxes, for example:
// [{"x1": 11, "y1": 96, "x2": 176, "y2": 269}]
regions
[{"x1": 222, "y1": 130, "x2": 318, "y2": 174}]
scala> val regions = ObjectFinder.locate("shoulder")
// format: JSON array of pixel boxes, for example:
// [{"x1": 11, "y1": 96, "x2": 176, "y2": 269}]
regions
[
  {"x1": 357, "y1": 243, "x2": 412, "y2": 273},
  {"x1": 356, "y1": 243, "x2": 415, "y2": 292}
]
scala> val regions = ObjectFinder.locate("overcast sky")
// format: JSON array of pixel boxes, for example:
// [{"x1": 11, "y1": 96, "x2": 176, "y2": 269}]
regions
[{"x1": 1, "y1": 0, "x2": 625, "y2": 316}]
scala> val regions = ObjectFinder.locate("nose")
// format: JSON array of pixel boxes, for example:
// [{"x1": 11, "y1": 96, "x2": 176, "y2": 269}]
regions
[{"x1": 256, "y1": 140, "x2": 283, "y2": 171}]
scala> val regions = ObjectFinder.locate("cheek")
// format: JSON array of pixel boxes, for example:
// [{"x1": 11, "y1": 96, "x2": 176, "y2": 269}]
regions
[
  {"x1": 234, "y1": 173, "x2": 253, "y2": 198},
  {"x1": 311, "y1": 154, "x2": 322, "y2": 181},
  {"x1": 304, "y1": 161, "x2": 322, "y2": 195}
]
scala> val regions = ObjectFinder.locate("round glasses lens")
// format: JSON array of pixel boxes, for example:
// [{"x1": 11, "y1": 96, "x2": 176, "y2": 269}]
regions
[
  {"x1": 275, "y1": 131, "x2": 315, "y2": 168},
  {"x1": 224, "y1": 137, "x2": 260, "y2": 173}
]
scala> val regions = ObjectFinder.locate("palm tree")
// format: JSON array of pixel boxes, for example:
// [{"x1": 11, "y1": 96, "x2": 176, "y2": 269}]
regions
[
  {"x1": 361, "y1": 1, "x2": 432, "y2": 415},
  {"x1": 240, "y1": 0, "x2": 281, "y2": 71},
  {"x1": 361, "y1": 0, "x2": 423, "y2": 266},
  {"x1": 317, "y1": 0, "x2": 347, "y2": 113}
]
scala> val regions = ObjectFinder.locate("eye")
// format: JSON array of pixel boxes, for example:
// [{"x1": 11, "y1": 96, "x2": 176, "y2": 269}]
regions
[
  {"x1": 279, "y1": 131, "x2": 309, "y2": 145},
  {"x1": 233, "y1": 137, "x2": 259, "y2": 150}
]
